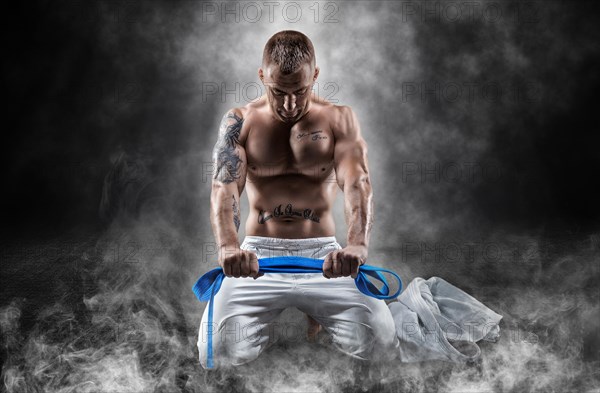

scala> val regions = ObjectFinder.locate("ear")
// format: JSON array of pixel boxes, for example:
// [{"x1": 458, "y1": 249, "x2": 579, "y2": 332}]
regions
[
  {"x1": 313, "y1": 66, "x2": 320, "y2": 81},
  {"x1": 258, "y1": 68, "x2": 264, "y2": 82}
]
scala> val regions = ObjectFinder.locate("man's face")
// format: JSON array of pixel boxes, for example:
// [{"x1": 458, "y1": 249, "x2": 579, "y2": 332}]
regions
[{"x1": 260, "y1": 62, "x2": 318, "y2": 124}]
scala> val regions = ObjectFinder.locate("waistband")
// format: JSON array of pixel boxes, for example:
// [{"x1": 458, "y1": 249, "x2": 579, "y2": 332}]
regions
[{"x1": 241, "y1": 235, "x2": 338, "y2": 249}]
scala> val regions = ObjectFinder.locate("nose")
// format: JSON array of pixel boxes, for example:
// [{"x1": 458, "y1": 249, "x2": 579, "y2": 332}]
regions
[{"x1": 283, "y1": 95, "x2": 296, "y2": 113}]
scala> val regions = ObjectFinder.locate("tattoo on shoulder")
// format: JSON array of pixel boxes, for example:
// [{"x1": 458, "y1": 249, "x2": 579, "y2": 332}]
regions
[{"x1": 213, "y1": 112, "x2": 244, "y2": 184}]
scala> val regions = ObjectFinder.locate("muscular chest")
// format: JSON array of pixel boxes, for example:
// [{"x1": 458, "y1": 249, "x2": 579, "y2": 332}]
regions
[{"x1": 245, "y1": 118, "x2": 334, "y2": 179}]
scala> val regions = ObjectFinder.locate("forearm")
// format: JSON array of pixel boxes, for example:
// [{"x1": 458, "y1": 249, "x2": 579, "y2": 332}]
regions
[
  {"x1": 210, "y1": 183, "x2": 241, "y2": 254},
  {"x1": 343, "y1": 177, "x2": 374, "y2": 248}
]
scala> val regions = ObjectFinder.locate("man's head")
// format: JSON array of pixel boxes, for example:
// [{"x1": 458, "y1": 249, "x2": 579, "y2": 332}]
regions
[{"x1": 259, "y1": 30, "x2": 320, "y2": 124}]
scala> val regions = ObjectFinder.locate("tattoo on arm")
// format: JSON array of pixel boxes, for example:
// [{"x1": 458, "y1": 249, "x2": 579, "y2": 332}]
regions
[
  {"x1": 213, "y1": 112, "x2": 244, "y2": 184},
  {"x1": 232, "y1": 194, "x2": 240, "y2": 232}
]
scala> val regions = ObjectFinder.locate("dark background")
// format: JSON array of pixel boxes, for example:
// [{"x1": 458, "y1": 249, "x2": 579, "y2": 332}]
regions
[
  {"x1": 1, "y1": 1, "x2": 599, "y2": 392},
  {"x1": 3, "y1": 1, "x2": 599, "y2": 238}
]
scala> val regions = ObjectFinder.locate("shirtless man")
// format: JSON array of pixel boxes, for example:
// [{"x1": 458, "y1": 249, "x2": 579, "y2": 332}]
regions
[{"x1": 199, "y1": 30, "x2": 398, "y2": 369}]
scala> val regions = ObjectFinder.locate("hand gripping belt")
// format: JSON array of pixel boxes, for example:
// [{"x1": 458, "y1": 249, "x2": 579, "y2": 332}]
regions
[{"x1": 192, "y1": 256, "x2": 403, "y2": 369}]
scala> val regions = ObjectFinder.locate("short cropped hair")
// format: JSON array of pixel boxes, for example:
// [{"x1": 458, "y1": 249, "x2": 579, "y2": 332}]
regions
[{"x1": 262, "y1": 30, "x2": 316, "y2": 74}]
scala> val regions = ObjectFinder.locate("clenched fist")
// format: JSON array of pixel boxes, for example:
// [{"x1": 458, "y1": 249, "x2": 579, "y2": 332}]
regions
[
  {"x1": 219, "y1": 248, "x2": 263, "y2": 279},
  {"x1": 322, "y1": 245, "x2": 367, "y2": 279}
]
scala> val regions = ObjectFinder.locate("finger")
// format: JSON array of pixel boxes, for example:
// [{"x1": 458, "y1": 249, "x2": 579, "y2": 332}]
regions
[
  {"x1": 249, "y1": 254, "x2": 259, "y2": 278},
  {"x1": 332, "y1": 254, "x2": 342, "y2": 277},
  {"x1": 231, "y1": 257, "x2": 241, "y2": 278},
  {"x1": 240, "y1": 252, "x2": 250, "y2": 278},
  {"x1": 322, "y1": 252, "x2": 333, "y2": 279},
  {"x1": 350, "y1": 259, "x2": 359, "y2": 278},
  {"x1": 223, "y1": 259, "x2": 232, "y2": 277},
  {"x1": 342, "y1": 258, "x2": 351, "y2": 277}
]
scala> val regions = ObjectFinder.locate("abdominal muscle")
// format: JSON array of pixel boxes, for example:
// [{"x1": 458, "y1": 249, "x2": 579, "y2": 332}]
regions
[{"x1": 244, "y1": 176, "x2": 338, "y2": 239}]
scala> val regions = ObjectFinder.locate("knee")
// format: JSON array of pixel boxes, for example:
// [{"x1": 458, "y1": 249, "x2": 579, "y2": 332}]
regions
[
  {"x1": 330, "y1": 323, "x2": 375, "y2": 360},
  {"x1": 197, "y1": 325, "x2": 263, "y2": 369},
  {"x1": 331, "y1": 319, "x2": 398, "y2": 362},
  {"x1": 368, "y1": 317, "x2": 400, "y2": 362}
]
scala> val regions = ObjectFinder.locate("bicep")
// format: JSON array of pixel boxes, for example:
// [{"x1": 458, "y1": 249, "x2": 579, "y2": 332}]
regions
[
  {"x1": 212, "y1": 110, "x2": 247, "y2": 195},
  {"x1": 333, "y1": 107, "x2": 370, "y2": 190}
]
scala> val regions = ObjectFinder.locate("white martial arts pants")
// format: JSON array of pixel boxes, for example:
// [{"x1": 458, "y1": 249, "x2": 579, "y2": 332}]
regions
[{"x1": 197, "y1": 235, "x2": 400, "y2": 369}]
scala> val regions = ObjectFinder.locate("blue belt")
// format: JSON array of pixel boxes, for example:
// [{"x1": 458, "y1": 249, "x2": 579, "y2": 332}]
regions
[{"x1": 192, "y1": 256, "x2": 403, "y2": 369}]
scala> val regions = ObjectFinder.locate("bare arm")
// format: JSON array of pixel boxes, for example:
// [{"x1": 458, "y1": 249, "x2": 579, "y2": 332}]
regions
[
  {"x1": 323, "y1": 106, "x2": 373, "y2": 279},
  {"x1": 210, "y1": 109, "x2": 247, "y2": 254},
  {"x1": 209, "y1": 108, "x2": 259, "y2": 278},
  {"x1": 333, "y1": 106, "x2": 373, "y2": 250}
]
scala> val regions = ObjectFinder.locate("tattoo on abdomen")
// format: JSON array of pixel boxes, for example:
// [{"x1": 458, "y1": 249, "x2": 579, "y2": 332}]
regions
[
  {"x1": 213, "y1": 112, "x2": 244, "y2": 184},
  {"x1": 258, "y1": 203, "x2": 320, "y2": 224},
  {"x1": 232, "y1": 194, "x2": 240, "y2": 232}
]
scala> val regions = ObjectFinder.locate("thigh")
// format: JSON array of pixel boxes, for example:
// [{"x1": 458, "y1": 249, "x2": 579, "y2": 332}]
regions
[
  {"x1": 197, "y1": 272, "x2": 290, "y2": 368},
  {"x1": 297, "y1": 275, "x2": 399, "y2": 362}
]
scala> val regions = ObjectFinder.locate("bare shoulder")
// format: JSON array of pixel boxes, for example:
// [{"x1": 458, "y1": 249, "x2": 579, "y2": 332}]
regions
[
  {"x1": 215, "y1": 107, "x2": 244, "y2": 146},
  {"x1": 219, "y1": 95, "x2": 268, "y2": 127},
  {"x1": 218, "y1": 106, "x2": 245, "y2": 128},
  {"x1": 322, "y1": 103, "x2": 361, "y2": 140},
  {"x1": 217, "y1": 98, "x2": 266, "y2": 145},
  {"x1": 226, "y1": 96, "x2": 269, "y2": 131},
  {"x1": 241, "y1": 95, "x2": 269, "y2": 119}
]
